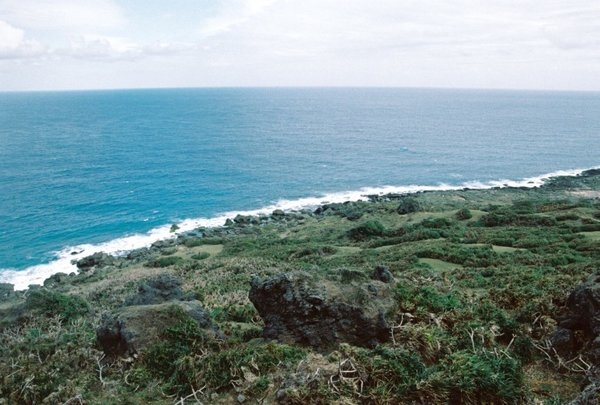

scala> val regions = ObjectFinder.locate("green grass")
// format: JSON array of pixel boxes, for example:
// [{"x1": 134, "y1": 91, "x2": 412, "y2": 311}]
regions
[{"x1": 2, "y1": 172, "x2": 600, "y2": 403}]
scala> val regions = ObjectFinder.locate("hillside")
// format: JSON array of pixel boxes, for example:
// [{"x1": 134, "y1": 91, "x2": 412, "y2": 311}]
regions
[{"x1": 2, "y1": 170, "x2": 600, "y2": 404}]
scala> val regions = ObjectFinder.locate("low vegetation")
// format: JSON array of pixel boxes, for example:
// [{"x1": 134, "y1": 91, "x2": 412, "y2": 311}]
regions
[{"x1": 1, "y1": 171, "x2": 600, "y2": 403}]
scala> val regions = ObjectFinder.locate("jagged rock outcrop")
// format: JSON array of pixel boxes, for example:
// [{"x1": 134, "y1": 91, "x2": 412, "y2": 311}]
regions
[
  {"x1": 551, "y1": 272, "x2": 600, "y2": 359},
  {"x1": 76, "y1": 252, "x2": 116, "y2": 271},
  {"x1": 96, "y1": 300, "x2": 217, "y2": 356},
  {"x1": 249, "y1": 272, "x2": 394, "y2": 350}
]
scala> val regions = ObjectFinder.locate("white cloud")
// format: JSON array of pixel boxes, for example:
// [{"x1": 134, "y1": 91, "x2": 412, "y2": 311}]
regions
[
  {"x1": 0, "y1": 20, "x2": 46, "y2": 59},
  {"x1": 1, "y1": 0, "x2": 599, "y2": 90},
  {"x1": 199, "y1": 0, "x2": 278, "y2": 37},
  {"x1": 0, "y1": 0, "x2": 125, "y2": 31}
]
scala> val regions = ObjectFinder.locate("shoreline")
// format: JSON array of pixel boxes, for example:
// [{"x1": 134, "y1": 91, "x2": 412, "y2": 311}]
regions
[{"x1": 1, "y1": 165, "x2": 599, "y2": 290}]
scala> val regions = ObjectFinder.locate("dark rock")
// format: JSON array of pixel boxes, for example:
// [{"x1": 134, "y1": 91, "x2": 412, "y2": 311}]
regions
[
  {"x1": 127, "y1": 248, "x2": 151, "y2": 261},
  {"x1": 96, "y1": 300, "x2": 218, "y2": 357},
  {"x1": 124, "y1": 273, "x2": 184, "y2": 306},
  {"x1": 558, "y1": 273, "x2": 600, "y2": 334},
  {"x1": 248, "y1": 272, "x2": 393, "y2": 350},
  {"x1": 371, "y1": 265, "x2": 393, "y2": 283},
  {"x1": 76, "y1": 252, "x2": 116, "y2": 271},
  {"x1": 234, "y1": 214, "x2": 252, "y2": 224},
  {"x1": 151, "y1": 239, "x2": 176, "y2": 250},
  {"x1": 548, "y1": 327, "x2": 575, "y2": 355},
  {"x1": 272, "y1": 209, "x2": 286, "y2": 218},
  {"x1": 225, "y1": 218, "x2": 234, "y2": 226},
  {"x1": 551, "y1": 272, "x2": 600, "y2": 360}
]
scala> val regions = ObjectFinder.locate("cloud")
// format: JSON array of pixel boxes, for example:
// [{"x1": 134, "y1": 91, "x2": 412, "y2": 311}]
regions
[
  {"x1": 198, "y1": 0, "x2": 278, "y2": 37},
  {"x1": 0, "y1": 0, "x2": 125, "y2": 31},
  {"x1": 0, "y1": 20, "x2": 46, "y2": 59},
  {"x1": 63, "y1": 35, "x2": 196, "y2": 61}
]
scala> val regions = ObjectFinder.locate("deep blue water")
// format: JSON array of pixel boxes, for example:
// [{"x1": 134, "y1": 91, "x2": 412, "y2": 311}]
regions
[{"x1": 0, "y1": 88, "x2": 599, "y2": 287}]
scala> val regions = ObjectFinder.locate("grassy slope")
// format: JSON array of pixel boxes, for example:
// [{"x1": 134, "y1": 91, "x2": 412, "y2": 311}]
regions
[{"x1": 1, "y1": 171, "x2": 600, "y2": 404}]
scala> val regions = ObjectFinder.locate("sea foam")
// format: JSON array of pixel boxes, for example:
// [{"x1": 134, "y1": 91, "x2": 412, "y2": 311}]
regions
[{"x1": 0, "y1": 166, "x2": 597, "y2": 290}]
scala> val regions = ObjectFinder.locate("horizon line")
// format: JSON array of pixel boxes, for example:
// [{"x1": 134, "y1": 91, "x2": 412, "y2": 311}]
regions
[{"x1": 2, "y1": 84, "x2": 600, "y2": 95}]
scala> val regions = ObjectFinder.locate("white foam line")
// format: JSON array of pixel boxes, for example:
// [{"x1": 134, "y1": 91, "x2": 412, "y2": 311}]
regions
[{"x1": 1, "y1": 165, "x2": 598, "y2": 290}]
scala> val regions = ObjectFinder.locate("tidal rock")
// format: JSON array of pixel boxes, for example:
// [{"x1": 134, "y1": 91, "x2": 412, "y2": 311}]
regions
[
  {"x1": 76, "y1": 252, "x2": 116, "y2": 271},
  {"x1": 249, "y1": 272, "x2": 393, "y2": 350},
  {"x1": 96, "y1": 300, "x2": 218, "y2": 357}
]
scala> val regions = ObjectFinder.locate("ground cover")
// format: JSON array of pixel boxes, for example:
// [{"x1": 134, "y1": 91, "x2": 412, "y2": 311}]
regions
[{"x1": 1, "y1": 170, "x2": 600, "y2": 403}]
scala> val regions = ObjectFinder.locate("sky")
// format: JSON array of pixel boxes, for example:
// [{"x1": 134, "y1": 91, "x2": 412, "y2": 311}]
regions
[{"x1": 0, "y1": 0, "x2": 599, "y2": 91}]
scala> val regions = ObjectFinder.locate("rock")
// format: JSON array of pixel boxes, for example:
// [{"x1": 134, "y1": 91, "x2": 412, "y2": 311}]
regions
[
  {"x1": 551, "y1": 272, "x2": 600, "y2": 360},
  {"x1": 248, "y1": 272, "x2": 393, "y2": 350},
  {"x1": 127, "y1": 248, "x2": 151, "y2": 262},
  {"x1": 124, "y1": 273, "x2": 184, "y2": 306},
  {"x1": 0, "y1": 283, "x2": 15, "y2": 302},
  {"x1": 272, "y1": 209, "x2": 286, "y2": 218},
  {"x1": 43, "y1": 272, "x2": 70, "y2": 288},
  {"x1": 225, "y1": 218, "x2": 234, "y2": 226},
  {"x1": 371, "y1": 265, "x2": 393, "y2": 283},
  {"x1": 76, "y1": 252, "x2": 116, "y2": 271},
  {"x1": 96, "y1": 300, "x2": 218, "y2": 357}
]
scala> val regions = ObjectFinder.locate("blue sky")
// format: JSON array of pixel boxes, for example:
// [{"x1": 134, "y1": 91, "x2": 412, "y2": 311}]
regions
[{"x1": 1, "y1": 0, "x2": 599, "y2": 91}]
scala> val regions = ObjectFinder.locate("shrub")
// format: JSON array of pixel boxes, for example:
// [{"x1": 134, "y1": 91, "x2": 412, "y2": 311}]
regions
[
  {"x1": 146, "y1": 256, "x2": 183, "y2": 267},
  {"x1": 348, "y1": 220, "x2": 385, "y2": 241},
  {"x1": 456, "y1": 208, "x2": 473, "y2": 220},
  {"x1": 430, "y1": 350, "x2": 524, "y2": 403},
  {"x1": 191, "y1": 252, "x2": 210, "y2": 260},
  {"x1": 397, "y1": 197, "x2": 420, "y2": 215},
  {"x1": 25, "y1": 290, "x2": 90, "y2": 322}
]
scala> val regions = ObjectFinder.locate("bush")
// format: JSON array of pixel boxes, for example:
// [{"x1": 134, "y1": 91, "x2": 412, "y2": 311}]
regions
[
  {"x1": 348, "y1": 220, "x2": 386, "y2": 241},
  {"x1": 431, "y1": 350, "x2": 524, "y2": 403},
  {"x1": 455, "y1": 208, "x2": 473, "y2": 220},
  {"x1": 25, "y1": 290, "x2": 90, "y2": 322},
  {"x1": 397, "y1": 197, "x2": 420, "y2": 215},
  {"x1": 191, "y1": 252, "x2": 210, "y2": 260},
  {"x1": 146, "y1": 256, "x2": 183, "y2": 267}
]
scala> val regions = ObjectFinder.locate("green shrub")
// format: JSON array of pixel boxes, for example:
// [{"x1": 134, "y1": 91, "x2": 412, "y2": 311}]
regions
[
  {"x1": 25, "y1": 290, "x2": 90, "y2": 322},
  {"x1": 431, "y1": 350, "x2": 524, "y2": 403},
  {"x1": 146, "y1": 256, "x2": 183, "y2": 267},
  {"x1": 456, "y1": 208, "x2": 473, "y2": 220},
  {"x1": 397, "y1": 197, "x2": 420, "y2": 215},
  {"x1": 191, "y1": 252, "x2": 210, "y2": 260},
  {"x1": 348, "y1": 220, "x2": 386, "y2": 241}
]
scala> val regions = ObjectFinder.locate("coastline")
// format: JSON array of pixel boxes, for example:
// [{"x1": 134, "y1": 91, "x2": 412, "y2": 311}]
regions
[
  {"x1": 1, "y1": 168, "x2": 600, "y2": 403},
  {"x1": 1, "y1": 165, "x2": 599, "y2": 290}
]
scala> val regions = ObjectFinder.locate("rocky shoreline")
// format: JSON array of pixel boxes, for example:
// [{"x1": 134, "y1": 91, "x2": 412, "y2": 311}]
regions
[{"x1": 1, "y1": 169, "x2": 600, "y2": 403}]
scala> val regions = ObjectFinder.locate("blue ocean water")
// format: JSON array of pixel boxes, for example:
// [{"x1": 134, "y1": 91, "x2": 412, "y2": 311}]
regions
[{"x1": 1, "y1": 87, "x2": 599, "y2": 288}]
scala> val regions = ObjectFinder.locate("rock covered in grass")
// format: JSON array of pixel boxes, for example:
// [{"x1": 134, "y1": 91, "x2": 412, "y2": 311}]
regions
[
  {"x1": 249, "y1": 272, "x2": 393, "y2": 350},
  {"x1": 123, "y1": 273, "x2": 184, "y2": 306},
  {"x1": 96, "y1": 300, "x2": 218, "y2": 357}
]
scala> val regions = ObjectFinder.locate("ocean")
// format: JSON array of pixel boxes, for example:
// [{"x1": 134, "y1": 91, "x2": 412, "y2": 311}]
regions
[{"x1": 1, "y1": 87, "x2": 599, "y2": 289}]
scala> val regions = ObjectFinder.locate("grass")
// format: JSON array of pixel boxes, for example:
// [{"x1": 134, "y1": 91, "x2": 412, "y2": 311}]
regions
[{"x1": 2, "y1": 171, "x2": 600, "y2": 403}]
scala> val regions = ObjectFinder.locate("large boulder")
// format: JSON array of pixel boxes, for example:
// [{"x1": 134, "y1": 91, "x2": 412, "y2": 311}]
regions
[
  {"x1": 76, "y1": 252, "x2": 116, "y2": 271},
  {"x1": 249, "y1": 272, "x2": 394, "y2": 351},
  {"x1": 96, "y1": 300, "x2": 218, "y2": 357},
  {"x1": 123, "y1": 273, "x2": 184, "y2": 306},
  {"x1": 550, "y1": 272, "x2": 600, "y2": 359}
]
